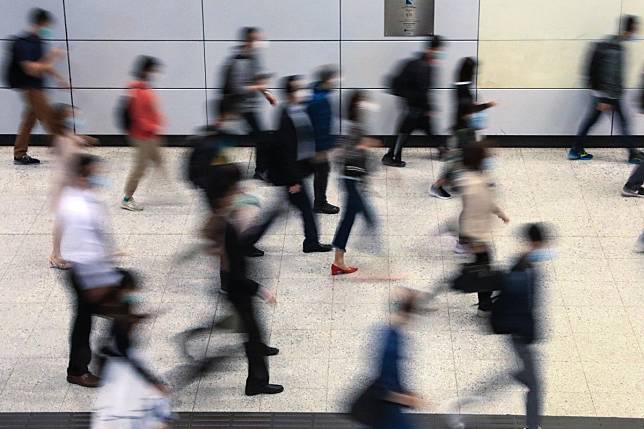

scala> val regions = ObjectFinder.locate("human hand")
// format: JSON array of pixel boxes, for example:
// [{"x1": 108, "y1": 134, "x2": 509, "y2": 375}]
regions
[
  {"x1": 488, "y1": 101, "x2": 498, "y2": 108},
  {"x1": 499, "y1": 213, "x2": 510, "y2": 224},
  {"x1": 154, "y1": 383, "x2": 170, "y2": 395},
  {"x1": 265, "y1": 91, "x2": 277, "y2": 106},
  {"x1": 50, "y1": 47, "x2": 66, "y2": 60},
  {"x1": 288, "y1": 184, "x2": 301, "y2": 194},
  {"x1": 56, "y1": 77, "x2": 70, "y2": 88},
  {"x1": 597, "y1": 102, "x2": 612, "y2": 112}
]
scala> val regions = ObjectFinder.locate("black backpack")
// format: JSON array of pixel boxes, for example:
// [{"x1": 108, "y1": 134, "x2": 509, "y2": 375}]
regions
[
  {"x1": 115, "y1": 94, "x2": 133, "y2": 133},
  {"x1": 185, "y1": 129, "x2": 232, "y2": 189},
  {"x1": 4, "y1": 36, "x2": 23, "y2": 88},
  {"x1": 387, "y1": 58, "x2": 413, "y2": 97}
]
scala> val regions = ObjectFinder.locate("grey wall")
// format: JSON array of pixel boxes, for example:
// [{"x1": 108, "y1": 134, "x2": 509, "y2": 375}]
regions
[{"x1": 0, "y1": 0, "x2": 641, "y2": 136}]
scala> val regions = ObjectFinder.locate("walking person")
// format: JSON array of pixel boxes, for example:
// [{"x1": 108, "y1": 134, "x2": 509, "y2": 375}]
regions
[
  {"x1": 457, "y1": 142, "x2": 509, "y2": 315},
  {"x1": 430, "y1": 57, "x2": 496, "y2": 199},
  {"x1": 331, "y1": 91, "x2": 380, "y2": 275},
  {"x1": 274, "y1": 75, "x2": 332, "y2": 253},
  {"x1": 569, "y1": 15, "x2": 643, "y2": 164},
  {"x1": 49, "y1": 104, "x2": 97, "y2": 270},
  {"x1": 622, "y1": 67, "x2": 644, "y2": 197},
  {"x1": 121, "y1": 56, "x2": 166, "y2": 211},
  {"x1": 8, "y1": 8, "x2": 67, "y2": 165},
  {"x1": 382, "y1": 36, "x2": 444, "y2": 168},
  {"x1": 308, "y1": 65, "x2": 340, "y2": 214},
  {"x1": 222, "y1": 27, "x2": 277, "y2": 180},
  {"x1": 57, "y1": 154, "x2": 124, "y2": 388}
]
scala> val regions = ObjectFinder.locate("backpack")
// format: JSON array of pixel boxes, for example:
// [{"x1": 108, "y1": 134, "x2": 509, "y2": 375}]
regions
[
  {"x1": 115, "y1": 95, "x2": 133, "y2": 133},
  {"x1": 386, "y1": 58, "x2": 413, "y2": 97},
  {"x1": 4, "y1": 36, "x2": 23, "y2": 88},
  {"x1": 185, "y1": 129, "x2": 233, "y2": 189},
  {"x1": 490, "y1": 269, "x2": 534, "y2": 339}
]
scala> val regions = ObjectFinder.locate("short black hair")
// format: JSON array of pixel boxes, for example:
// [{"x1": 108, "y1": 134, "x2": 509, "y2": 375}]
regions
[
  {"x1": 427, "y1": 35, "x2": 444, "y2": 50},
  {"x1": 205, "y1": 163, "x2": 242, "y2": 209},
  {"x1": 623, "y1": 15, "x2": 639, "y2": 33},
  {"x1": 317, "y1": 65, "x2": 338, "y2": 84},
  {"x1": 462, "y1": 142, "x2": 488, "y2": 171},
  {"x1": 74, "y1": 154, "x2": 100, "y2": 178},
  {"x1": 281, "y1": 75, "x2": 302, "y2": 96},
  {"x1": 133, "y1": 55, "x2": 161, "y2": 79},
  {"x1": 30, "y1": 8, "x2": 52, "y2": 26},
  {"x1": 347, "y1": 90, "x2": 366, "y2": 122},
  {"x1": 525, "y1": 223, "x2": 549, "y2": 244},
  {"x1": 241, "y1": 26, "x2": 260, "y2": 42}
]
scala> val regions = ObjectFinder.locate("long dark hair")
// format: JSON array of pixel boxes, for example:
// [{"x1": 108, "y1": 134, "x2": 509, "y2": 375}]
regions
[
  {"x1": 346, "y1": 90, "x2": 366, "y2": 122},
  {"x1": 456, "y1": 57, "x2": 477, "y2": 83}
]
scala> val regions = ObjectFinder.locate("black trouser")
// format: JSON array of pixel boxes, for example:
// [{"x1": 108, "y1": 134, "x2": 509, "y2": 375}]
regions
[
  {"x1": 575, "y1": 96, "x2": 636, "y2": 155},
  {"x1": 625, "y1": 162, "x2": 644, "y2": 190},
  {"x1": 313, "y1": 155, "x2": 331, "y2": 207},
  {"x1": 228, "y1": 288, "x2": 269, "y2": 388},
  {"x1": 386, "y1": 107, "x2": 433, "y2": 161},
  {"x1": 242, "y1": 111, "x2": 267, "y2": 175},
  {"x1": 67, "y1": 269, "x2": 96, "y2": 376},
  {"x1": 332, "y1": 179, "x2": 375, "y2": 251},
  {"x1": 458, "y1": 237, "x2": 493, "y2": 310},
  {"x1": 287, "y1": 185, "x2": 319, "y2": 246}
]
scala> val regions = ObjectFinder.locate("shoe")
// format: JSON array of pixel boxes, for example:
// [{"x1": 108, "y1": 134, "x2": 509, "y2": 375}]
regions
[
  {"x1": 453, "y1": 242, "x2": 469, "y2": 256},
  {"x1": 121, "y1": 197, "x2": 143, "y2": 211},
  {"x1": 331, "y1": 264, "x2": 358, "y2": 276},
  {"x1": 262, "y1": 345, "x2": 279, "y2": 356},
  {"x1": 568, "y1": 149, "x2": 593, "y2": 161},
  {"x1": 253, "y1": 171, "x2": 268, "y2": 181},
  {"x1": 66, "y1": 372, "x2": 101, "y2": 388},
  {"x1": 314, "y1": 202, "x2": 340, "y2": 215},
  {"x1": 245, "y1": 383, "x2": 284, "y2": 396},
  {"x1": 303, "y1": 242, "x2": 333, "y2": 253},
  {"x1": 382, "y1": 157, "x2": 406, "y2": 167},
  {"x1": 245, "y1": 246, "x2": 265, "y2": 257},
  {"x1": 430, "y1": 184, "x2": 452, "y2": 200},
  {"x1": 14, "y1": 154, "x2": 40, "y2": 165},
  {"x1": 622, "y1": 186, "x2": 644, "y2": 198},
  {"x1": 477, "y1": 307, "x2": 492, "y2": 318},
  {"x1": 628, "y1": 151, "x2": 644, "y2": 165}
]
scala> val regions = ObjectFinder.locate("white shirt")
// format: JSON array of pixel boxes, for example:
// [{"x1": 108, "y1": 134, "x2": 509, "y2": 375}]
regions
[{"x1": 57, "y1": 186, "x2": 113, "y2": 265}]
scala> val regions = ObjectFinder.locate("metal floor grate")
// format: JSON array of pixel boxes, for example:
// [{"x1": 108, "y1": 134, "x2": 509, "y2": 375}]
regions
[{"x1": 0, "y1": 412, "x2": 642, "y2": 428}]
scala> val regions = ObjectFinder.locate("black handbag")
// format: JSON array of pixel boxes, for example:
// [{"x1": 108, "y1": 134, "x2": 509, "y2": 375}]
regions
[
  {"x1": 451, "y1": 262, "x2": 503, "y2": 294},
  {"x1": 349, "y1": 381, "x2": 383, "y2": 425}
]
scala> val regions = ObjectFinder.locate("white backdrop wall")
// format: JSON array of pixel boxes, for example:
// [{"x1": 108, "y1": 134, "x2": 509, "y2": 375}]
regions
[{"x1": 0, "y1": 0, "x2": 642, "y2": 136}]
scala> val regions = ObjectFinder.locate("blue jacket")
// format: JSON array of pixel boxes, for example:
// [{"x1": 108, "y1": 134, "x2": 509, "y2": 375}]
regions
[{"x1": 307, "y1": 83, "x2": 336, "y2": 152}]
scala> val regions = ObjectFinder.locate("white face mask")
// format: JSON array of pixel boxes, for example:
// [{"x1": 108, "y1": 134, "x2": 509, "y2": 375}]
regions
[
  {"x1": 254, "y1": 40, "x2": 270, "y2": 50},
  {"x1": 358, "y1": 101, "x2": 380, "y2": 113}
]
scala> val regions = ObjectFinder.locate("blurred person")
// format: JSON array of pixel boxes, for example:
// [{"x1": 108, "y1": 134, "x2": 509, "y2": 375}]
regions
[
  {"x1": 350, "y1": 291, "x2": 423, "y2": 428},
  {"x1": 49, "y1": 104, "x2": 97, "y2": 270},
  {"x1": 121, "y1": 55, "x2": 166, "y2": 211},
  {"x1": 331, "y1": 90, "x2": 380, "y2": 275},
  {"x1": 274, "y1": 75, "x2": 333, "y2": 253},
  {"x1": 7, "y1": 8, "x2": 67, "y2": 165},
  {"x1": 201, "y1": 163, "x2": 283, "y2": 396},
  {"x1": 570, "y1": 15, "x2": 643, "y2": 164},
  {"x1": 431, "y1": 57, "x2": 496, "y2": 200},
  {"x1": 636, "y1": 231, "x2": 644, "y2": 253},
  {"x1": 57, "y1": 154, "x2": 124, "y2": 388},
  {"x1": 382, "y1": 36, "x2": 444, "y2": 168},
  {"x1": 457, "y1": 142, "x2": 509, "y2": 315},
  {"x1": 622, "y1": 67, "x2": 644, "y2": 197},
  {"x1": 308, "y1": 65, "x2": 340, "y2": 214},
  {"x1": 221, "y1": 27, "x2": 277, "y2": 180}
]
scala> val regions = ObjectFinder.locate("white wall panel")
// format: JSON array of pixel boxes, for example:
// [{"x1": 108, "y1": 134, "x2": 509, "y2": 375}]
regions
[
  {"x1": 205, "y1": 41, "x2": 339, "y2": 89},
  {"x1": 477, "y1": 89, "x2": 613, "y2": 135},
  {"x1": 72, "y1": 89, "x2": 207, "y2": 135},
  {"x1": 340, "y1": 89, "x2": 452, "y2": 135},
  {"x1": 0, "y1": 0, "x2": 65, "y2": 40},
  {"x1": 0, "y1": 88, "x2": 71, "y2": 134},
  {"x1": 341, "y1": 41, "x2": 476, "y2": 89},
  {"x1": 65, "y1": 0, "x2": 203, "y2": 40},
  {"x1": 341, "y1": 0, "x2": 479, "y2": 40},
  {"x1": 69, "y1": 41, "x2": 205, "y2": 88},
  {"x1": 203, "y1": 0, "x2": 339, "y2": 41}
]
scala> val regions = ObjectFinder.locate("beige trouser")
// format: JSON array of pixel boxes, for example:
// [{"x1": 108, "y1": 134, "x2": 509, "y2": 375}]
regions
[
  {"x1": 123, "y1": 137, "x2": 163, "y2": 197},
  {"x1": 14, "y1": 89, "x2": 53, "y2": 158}
]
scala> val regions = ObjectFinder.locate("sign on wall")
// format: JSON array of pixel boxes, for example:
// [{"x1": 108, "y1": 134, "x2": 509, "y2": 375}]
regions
[{"x1": 384, "y1": 0, "x2": 435, "y2": 37}]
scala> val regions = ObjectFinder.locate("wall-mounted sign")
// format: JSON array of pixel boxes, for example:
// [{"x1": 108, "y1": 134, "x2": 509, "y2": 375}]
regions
[{"x1": 384, "y1": 0, "x2": 435, "y2": 37}]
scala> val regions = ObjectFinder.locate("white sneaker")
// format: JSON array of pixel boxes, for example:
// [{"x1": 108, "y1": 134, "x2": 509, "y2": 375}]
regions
[{"x1": 121, "y1": 197, "x2": 143, "y2": 211}]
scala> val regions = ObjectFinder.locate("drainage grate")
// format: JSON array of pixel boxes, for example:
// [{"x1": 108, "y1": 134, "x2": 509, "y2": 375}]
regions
[{"x1": 0, "y1": 412, "x2": 642, "y2": 429}]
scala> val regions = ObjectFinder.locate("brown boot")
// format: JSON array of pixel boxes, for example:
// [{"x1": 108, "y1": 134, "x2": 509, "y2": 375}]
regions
[{"x1": 66, "y1": 372, "x2": 101, "y2": 388}]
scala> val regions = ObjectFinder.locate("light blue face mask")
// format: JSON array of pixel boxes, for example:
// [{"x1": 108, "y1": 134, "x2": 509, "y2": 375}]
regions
[
  {"x1": 433, "y1": 51, "x2": 447, "y2": 61},
  {"x1": 528, "y1": 248, "x2": 555, "y2": 263},
  {"x1": 469, "y1": 112, "x2": 488, "y2": 130},
  {"x1": 88, "y1": 175, "x2": 110, "y2": 189},
  {"x1": 38, "y1": 27, "x2": 53, "y2": 39}
]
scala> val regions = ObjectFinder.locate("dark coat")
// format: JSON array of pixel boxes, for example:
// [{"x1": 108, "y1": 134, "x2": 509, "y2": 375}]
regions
[
  {"x1": 272, "y1": 106, "x2": 314, "y2": 186},
  {"x1": 307, "y1": 84, "x2": 336, "y2": 152}
]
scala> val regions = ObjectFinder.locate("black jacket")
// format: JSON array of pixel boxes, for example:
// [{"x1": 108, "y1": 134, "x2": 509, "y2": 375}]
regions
[
  {"x1": 272, "y1": 106, "x2": 314, "y2": 186},
  {"x1": 399, "y1": 54, "x2": 433, "y2": 111},
  {"x1": 453, "y1": 83, "x2": 494, "y2": 131}
]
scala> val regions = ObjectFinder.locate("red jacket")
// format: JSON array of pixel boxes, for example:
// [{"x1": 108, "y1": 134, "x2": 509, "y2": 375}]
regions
[{"x1": 128, "y1": 80, "x2": 164, "y2": 140}]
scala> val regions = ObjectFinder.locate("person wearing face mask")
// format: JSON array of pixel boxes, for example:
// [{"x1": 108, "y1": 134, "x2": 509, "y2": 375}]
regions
[
  {"x1": 570, "y1": 15, "x2": 643, "y2": 164},
  {"x1": 331, "y1": 91, "x2": 381, "y2": 275},
  {"x1": 221, "y1": 27, "x2": 277, "y2": 180},
  {"x1": 49, "y1": 104, "x2": 98, "y2": 270},
  {"x1": 382, "y1": 36, "x2": 444, "y2": 168},
  {"x1": 120, "y1": 56, "x2": 166, "y2": 211},
  {"x1": 57, "y1": 154, "x2": 126, "y2": 388},
  {"x1": 274, "y1": 75, "x2": 333, "y2": 253},
  {"x1": 9, "y1": 8, "x2": 68, "y2": 165},
  {"x1": 307, "y1": 65, "x2": 341, "y2": 215}
]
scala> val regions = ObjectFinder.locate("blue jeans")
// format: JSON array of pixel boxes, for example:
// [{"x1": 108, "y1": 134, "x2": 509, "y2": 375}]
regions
[
  {"x1": 575, "y1": 96, "x2": 635, "y2": 155},
  {"x1": 332, "y1": 179, "x2": 375, "y2": 251}
]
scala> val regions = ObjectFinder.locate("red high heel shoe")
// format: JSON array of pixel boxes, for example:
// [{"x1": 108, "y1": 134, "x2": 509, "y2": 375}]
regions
[{"x1": 331, "y1": 264, "x2": 358, "y2": 276}]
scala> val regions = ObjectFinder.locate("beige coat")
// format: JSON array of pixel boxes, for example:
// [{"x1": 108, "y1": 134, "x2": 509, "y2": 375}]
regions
[{"x1": 458, "y1": 170, "x2": 504, "y2": 243}]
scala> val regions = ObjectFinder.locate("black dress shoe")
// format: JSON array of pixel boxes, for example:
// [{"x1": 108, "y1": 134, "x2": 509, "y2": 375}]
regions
[
  {"x1": 245, "y1": 383, "x2": 284, "y2": 396},
  {"x1": 262, "y1": 345, "x2": 279, "y2": 356},
  {"x1": 303, "y1": 242, "x2": 333, "y2": 253},
  {"x1": 245, "y1": 245, "x2": 265, "y2": 257},
  {"x1": 382, "y1": 157, "x2": 406, "y2": 167},
  {"x1": 314, "y1": 202, "x2": 340, "y2": 215}
]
